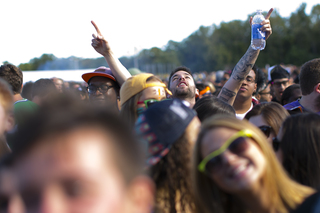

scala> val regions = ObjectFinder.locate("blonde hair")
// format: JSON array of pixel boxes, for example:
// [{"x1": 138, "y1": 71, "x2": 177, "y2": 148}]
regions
[{"x1": 192, "y1": 115, "x2": 314, "y2": 213}]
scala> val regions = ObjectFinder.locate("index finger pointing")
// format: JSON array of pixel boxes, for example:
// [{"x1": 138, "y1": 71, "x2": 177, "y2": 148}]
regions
[
  {"x1": 91, "y1": 20, "x2": 102, "y2": 35},
  {"x1": 265, "y1": 8, "x2": 273, "y2": 20}
]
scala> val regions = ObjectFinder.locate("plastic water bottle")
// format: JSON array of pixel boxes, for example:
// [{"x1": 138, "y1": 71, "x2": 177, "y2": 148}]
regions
[{"x1": 251, "y1": 10, "x2": 266, "y2": 50}]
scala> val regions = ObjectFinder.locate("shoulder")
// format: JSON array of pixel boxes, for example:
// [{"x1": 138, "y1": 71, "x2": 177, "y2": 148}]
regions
[{"x1": 283, "y1": 100, "x2": 301, "y2": 110}]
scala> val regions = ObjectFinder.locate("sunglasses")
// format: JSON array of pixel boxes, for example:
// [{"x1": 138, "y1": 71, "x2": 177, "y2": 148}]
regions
[
  {"x1": 137, "y1": 99, "x2": 162, "y2": 109},
  {"x1": 198, "y1": 129, "x2": 254, "y2": 174},
  {"x1": 272, "y1": 137, "x2": 281, "y2": 151},
  {"x1": 258, "y1": 125, "x2": 272, "y2": 138}
]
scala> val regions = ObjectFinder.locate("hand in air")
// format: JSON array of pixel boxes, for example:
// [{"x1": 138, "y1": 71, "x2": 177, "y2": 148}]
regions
[
  {"x1": 250, "y1": 8, "x2": 273, "y2": 40},
  {"x1": 91, "y1": 21, "x2": 112, "y2": 56}
]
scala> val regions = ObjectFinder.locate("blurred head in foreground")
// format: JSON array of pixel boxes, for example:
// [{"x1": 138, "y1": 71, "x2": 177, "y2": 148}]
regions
[{"x1": 11, "y1": 95, "x2": 154, "y2": 213}]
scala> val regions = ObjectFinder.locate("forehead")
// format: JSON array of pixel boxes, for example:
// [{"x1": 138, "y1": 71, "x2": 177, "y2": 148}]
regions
[
  {"x1": 89, "y1": 76, "x2": 115, "y2": 85},
  {"x1": 201, "y1": 127, "x2": 237, "y2": 157},
  {"x1": 171, "y1": 71, "x2": 192, "y2": 79},
  {"x1": 247, "y1": 70, "x2": 256, "y2": 78},
  {"x1": 248, "y1": 115, "x2": 268, "y2": 127},
  {"x1": 273, "y1": 78, "x2": 289, "y2": 83},
  {"x1": 15, "y1": 128, "x2": 118, "y2": 183}
]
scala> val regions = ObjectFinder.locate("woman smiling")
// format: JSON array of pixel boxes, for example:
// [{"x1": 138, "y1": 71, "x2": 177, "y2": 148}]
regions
[{"x1": 192, "y1": 115, "x2": 314, "y2": 213}]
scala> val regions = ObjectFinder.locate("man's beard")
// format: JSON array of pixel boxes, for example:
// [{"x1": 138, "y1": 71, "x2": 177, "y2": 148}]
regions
[{"x1": 173, "y1": 87, "x2": 195, "y2": 99}]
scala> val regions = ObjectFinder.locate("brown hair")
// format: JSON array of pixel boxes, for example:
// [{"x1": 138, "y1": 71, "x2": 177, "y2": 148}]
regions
[
  {"x1": 280, "y1": 113, "x2": 320, "y2": 189},
  {"x1": 193, "y1": 115, "x2": 314, "y2": 213},
  {"x1": 0, "y1": 64, "x2": 23, "y2": 95},
  {"x1": 245, "y1": 102, "x2": 289, "y2": 135},
  {"x1": 150, "y1": 133, "x2": 195, "y2": 213},
  {"x1": 299, "y1": 58, "x2": 320, "y2": 96}
]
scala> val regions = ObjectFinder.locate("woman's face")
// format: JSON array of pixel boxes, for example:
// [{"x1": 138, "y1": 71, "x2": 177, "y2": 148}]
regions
[
  {"x1": 137, "y1": 86, "x2": 167, "y2": 111},
  {"x1": 248, "y1": 115, "x2": 275, "y2": 146},
  {"x1": 200, "y1": 127, "x2": 267, "y2": 194}
]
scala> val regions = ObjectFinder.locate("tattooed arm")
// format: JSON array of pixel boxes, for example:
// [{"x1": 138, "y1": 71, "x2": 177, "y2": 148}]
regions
[
  {"x1": 218, "y1": 8, "x2": 273, "y2": 105},
  {"x1": 218, "y1": 47, "x2": 259, "y2": 105}
]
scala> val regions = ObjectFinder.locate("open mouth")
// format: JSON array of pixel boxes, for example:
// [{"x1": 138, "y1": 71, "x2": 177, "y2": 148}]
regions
[
  {"x1": 228, "y1": 163, "x2": 250, "y2": 180},
  {"x1": 178, "y1": 82, "x2": 188, "y2": 87}
]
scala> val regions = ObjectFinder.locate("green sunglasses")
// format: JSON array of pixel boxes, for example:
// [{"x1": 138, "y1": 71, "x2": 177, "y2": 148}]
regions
[{"x1": 198, "y1": 129, "x2": 254, "y2": 173}]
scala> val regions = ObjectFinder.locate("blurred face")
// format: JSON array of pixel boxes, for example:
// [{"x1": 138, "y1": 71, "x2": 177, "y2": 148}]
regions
[
  {"x1": 14, "y1": 128, "x2": 134, "y2": 213},
  {"x1": 286, "y1": 88, "x2": 302, "y2": 105},
  {"x1": 248, "y1": 115, "x2": 275, "y2": 146},
  {"x1": 169, "y1": 71, "x2": 197, "y2": 99},
  {"x1": 258, "y1": 84, "x2": 272, "y2": 103},
  {"x1": 201, "y1": 127, "x2": 266, "y2": 194},
  {"x1": 88, "y1": 77, "x2": 118, "y2": 105},
  {"x1": 0, "y1": 105, "x2": 14, "y2": 135},
  {"x1": 53, "y1": 79, "x2": 64, "y2": 93},
  {"x1": 0, "y1": 169, "x2": 25, "y2": 213},
  {"x1": 236, "y1": 70, "x2": 257, "y2": 100},
  {"x1": 137, "y1": 85, "x2": 167, "y2": 112},
  {"x1": 271, "y1": 78, "x2": 289, "y2": 102}
]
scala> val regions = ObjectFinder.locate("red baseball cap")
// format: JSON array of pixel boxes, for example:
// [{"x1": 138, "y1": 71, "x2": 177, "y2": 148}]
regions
[{"x1": 82, "y1": 67, "x2": 116, "y2": 83}]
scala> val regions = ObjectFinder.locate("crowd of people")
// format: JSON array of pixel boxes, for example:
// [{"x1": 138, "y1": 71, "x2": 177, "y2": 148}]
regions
[{"x1": 1, "y1": 8, "x2": 320, "y2": 213}]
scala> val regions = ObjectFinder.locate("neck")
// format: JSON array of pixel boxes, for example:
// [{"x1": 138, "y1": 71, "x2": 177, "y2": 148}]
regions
[
  {"x1": 13, "y1": 94, "x2": 24, "y2": 102},
  {"x1": 233, "y1": 96, "x2": 253, "y2": 114},
  {"x1": 173, "y1": 96, "x2": 195, "y2": 108},
  {"x1": 300, "y1": 95, "x2": 320, "y2": 113},
  {"x1": 236, "y1": 187, "x2": 273, "y2": 213}
]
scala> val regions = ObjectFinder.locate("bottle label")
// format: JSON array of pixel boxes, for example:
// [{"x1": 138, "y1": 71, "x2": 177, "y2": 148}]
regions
[{"x1": 252, "y1": 24, "x2": 265, "y2": 40}]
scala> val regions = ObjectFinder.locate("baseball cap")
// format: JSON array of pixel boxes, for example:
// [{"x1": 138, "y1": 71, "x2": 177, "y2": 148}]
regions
[
  {"x1": 82, "y1": 67, "x2": 117, "y2": 83},
  {"x1": 120, "y1": 73, "x2": 172, "y2": 106},
  {"x1": 270, "y1": 65, "x2": 290, "y2": 82},
  {"x1": 135, "y1": 99, "x2": 196, "y2": 166}
]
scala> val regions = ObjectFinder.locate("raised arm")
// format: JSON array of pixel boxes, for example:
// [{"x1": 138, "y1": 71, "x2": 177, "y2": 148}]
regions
[
  {"x1": 91, "y1": 21, "x2": 131, "y2": 85},
  {"x1": 218, "y1": 8, "x2": 273, "y2": 105}
]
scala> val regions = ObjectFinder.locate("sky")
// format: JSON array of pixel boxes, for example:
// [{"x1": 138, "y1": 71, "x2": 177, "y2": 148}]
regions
[{"x1": 0, "y1": 0, "x2": 319, "y2": 66}]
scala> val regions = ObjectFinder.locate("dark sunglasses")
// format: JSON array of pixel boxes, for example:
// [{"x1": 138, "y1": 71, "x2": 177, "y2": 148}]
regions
[
  {"x1": 258, "y1": 125, "x2": 272, "y2": 138},
  {"x1": 198, "y1": 129, "x2": 253, "y2": 174},
  {"x1": 272, "y1": 137, "x2": 281, "y2": 151}
]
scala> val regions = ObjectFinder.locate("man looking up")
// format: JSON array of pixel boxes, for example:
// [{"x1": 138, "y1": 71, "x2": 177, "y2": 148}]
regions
[
  {"x1": 168, "y1": 66, "x2": 199, "y2": 108},
  {"x1": 269, "y1": 65, "x2": 290, "y2": 103},
  {"x1": 284, "y1": 58, "x2": 320, "y2": 114}
]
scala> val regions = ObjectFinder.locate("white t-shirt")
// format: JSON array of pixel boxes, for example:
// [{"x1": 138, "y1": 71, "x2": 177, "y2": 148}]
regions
[{"x1": 236, "y1": 103, "x2": 253, "y2": 120}]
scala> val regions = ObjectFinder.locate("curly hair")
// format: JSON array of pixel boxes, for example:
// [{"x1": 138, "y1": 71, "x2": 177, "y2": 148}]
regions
[
  {"x1": 0, "y1": 64, "x2": 23, "y2": 94},
  {"x1": 150, "y1": 133, "x2": 195, "y2": 213}
]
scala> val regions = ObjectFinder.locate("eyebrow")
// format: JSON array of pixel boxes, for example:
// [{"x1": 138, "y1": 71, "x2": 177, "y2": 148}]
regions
[{"x1": 172, "y1": 72, "x2": 191, "y2": 79}]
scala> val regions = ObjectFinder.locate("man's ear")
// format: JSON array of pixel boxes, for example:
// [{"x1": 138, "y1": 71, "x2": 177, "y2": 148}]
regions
[
  {"x1": 315, "y1": 83, "x2": 320, "y2": 94},
  {"x1": 125, "y1": 176, "x2": 155, "y2": 213},
  {"x1": 195, "y1": 88, "x2": 199, "y2": 96}
]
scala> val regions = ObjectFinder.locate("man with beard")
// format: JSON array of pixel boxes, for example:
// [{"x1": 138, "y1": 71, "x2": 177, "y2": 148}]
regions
[
  {"x1": 284, "y1": 58, "x2": 320, "y2": 114},
  {"x1": 168, "y1": 66, "x2": 199, "y2": 108}
]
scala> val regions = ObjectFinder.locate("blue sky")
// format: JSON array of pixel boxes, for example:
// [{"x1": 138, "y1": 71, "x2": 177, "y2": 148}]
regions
[{"x1": 0, "y1": 0, "x2": 318, "y2": 66}]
